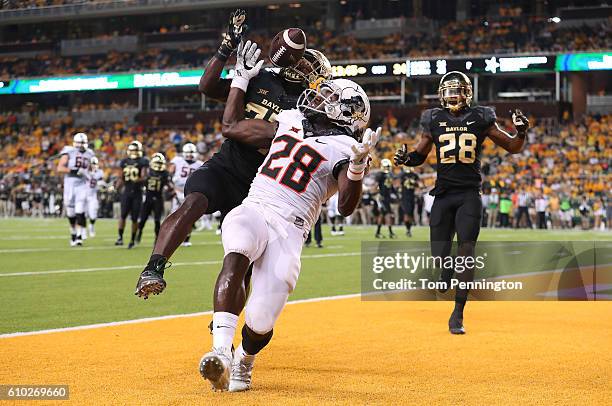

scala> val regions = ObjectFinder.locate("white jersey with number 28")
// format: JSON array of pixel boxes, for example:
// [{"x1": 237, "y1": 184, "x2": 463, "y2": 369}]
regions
[{"x1": 244, "y1": 109, "x2": 358, "y2": 229}]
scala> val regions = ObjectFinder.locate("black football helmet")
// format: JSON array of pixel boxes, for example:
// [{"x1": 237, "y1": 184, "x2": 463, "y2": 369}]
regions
[{"x1": 438, "y1": 71, "x2": 473, "y2": 113}]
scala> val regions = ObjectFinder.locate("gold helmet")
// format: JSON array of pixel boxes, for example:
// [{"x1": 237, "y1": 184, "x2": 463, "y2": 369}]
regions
[
  {"x1": 381, "y1": 158, "x2": 392, "y2": 173},
  {"x1": 438, "y1": 71, "x2": 473, "y2": 113},
  {"x1": 281, "y1": 48, "x2": 332, "y2": 88},
  {"x1": 150, "y1": 153, "x2": 166, "y2": 172},
  {"x1": 127, "y1": 140, "x2": 143, "y2": 159}
]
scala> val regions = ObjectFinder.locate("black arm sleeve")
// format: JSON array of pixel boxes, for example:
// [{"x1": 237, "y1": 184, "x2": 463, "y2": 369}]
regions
[{"x1": 404, "y1": 151, "x2": 427, "y2": 167}]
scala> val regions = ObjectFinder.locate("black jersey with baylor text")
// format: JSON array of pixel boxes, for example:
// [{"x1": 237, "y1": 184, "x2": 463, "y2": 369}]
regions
[
  {"x1": 214, "y1": 69, "x2": 303, "y2": 183},
  {"x1": 376, "y1": 171, "x2": 395, "y2": 203},
  {"x1": 145, "y1": 170, "x2": 170, "y2": 197},
  {"x1": 120, "y1": 157, "x2": 149, "y2": 195},
  {"x1": 420, "y1": 106, "x2": 496, "y2": 195},
  {"x1": 400, "y1": 171, "x2": 419, "y2": 201}
]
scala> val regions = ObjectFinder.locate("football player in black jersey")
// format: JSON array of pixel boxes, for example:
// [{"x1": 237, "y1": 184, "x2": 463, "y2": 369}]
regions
[
  {"x1": 394, "y1": 71, "x2": 530, "y2": 334},
  {"x1": 135, "y1": 9, "x2": 333, "y2": 299},
  {"x1": 374, "y1": 159, "x2": 396, "y2": 239},
  {"x1": 116, "y1": 141, "x2": 149, "y2": 249},
  {"x1": 137, "y1": 153, "x2": 171, "y2": 245},
  {"x1": 399, "y1": 168, "x2": 419, "y2": 236}
]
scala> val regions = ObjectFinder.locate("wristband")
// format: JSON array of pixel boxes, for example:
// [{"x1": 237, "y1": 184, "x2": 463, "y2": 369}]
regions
[
  {"x1": 230, "y1": 75, "x2": 249, "y2": 92},
  {"x1": 347, "y1": 161, "x2": 367, "y2": 181},
  {"x1": 215, "y1": 50, "x2": 229, "y2": 62}
]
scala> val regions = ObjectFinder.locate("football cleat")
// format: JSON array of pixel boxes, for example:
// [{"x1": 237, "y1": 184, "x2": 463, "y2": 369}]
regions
[
  {"x1": 128, "y1": 241, "x2": 135, "y2": 249},
  {"x1": 181, "y1": 241, "x2": 192, "y2": 247},
  {"x1": 448, "y1": 310, "x2": 465, "y2": 335},
  {"x1": 135, "y1": 257, "x2": 170, "y2": 299},
  {"x1": 115, "y1": 238, "x2": 123, "y2": 246},
  {"x1": 229, "y1": 353, "x2": 255, "y2": 392},
  {"x1": 76, "y1": 239, "x2": 83, "y2": 246},
  {"x1": 199, "y1": 348, "x2": 232, "y2": 391},
  {"x1": 70, "y1": 240, "x2": 78, "y2": 247}
]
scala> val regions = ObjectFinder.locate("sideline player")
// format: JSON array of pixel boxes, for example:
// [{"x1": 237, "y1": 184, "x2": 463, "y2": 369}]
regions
[
  {"x1": 394, "y1": 71, "x2": 530, "y2": 334},
  {"x1": 85, "y1": 157, "x2": 105, "y2": 237},
  {"x1": 137, "y1": 153, "x2": 171, "y2": 244},
  {"x1": 199, "y1": 62, "x2": 380, "y2": 392},
  {"x1": 135, "y1": 11, "x2": 333, "y2": 297},
  {"x1": 399, "y1": 167, "x2": 419, "y2": 236},
  {"x1": 374, "y1": 159, "x2": 396, "y2": 238},
  {"x1": 56, "y1": 132, "x2": 95, "y2": 246},
  {"x1": 169, "y1": 143, "x2": 202, "y2": 246},
  {"x1": 116, "y1": 141, "x2": 148, "y2": 249}
]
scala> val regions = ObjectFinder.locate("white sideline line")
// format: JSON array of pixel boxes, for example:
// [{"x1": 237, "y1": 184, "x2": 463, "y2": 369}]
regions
[
  {"x1": 0, "y1": 252, "x2": 360, "y2": 277},
  {"x1": 0, "y1": 293, "x2": 361, "y2": 339},
  {"x1": 0, "y1": 241, "x2": 223, "y2": 254}
]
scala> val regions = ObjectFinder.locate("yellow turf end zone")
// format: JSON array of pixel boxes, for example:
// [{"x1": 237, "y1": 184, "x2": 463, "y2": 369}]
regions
[{"x1": 1, "y1": 298, "x2": 611, "y2": 405}]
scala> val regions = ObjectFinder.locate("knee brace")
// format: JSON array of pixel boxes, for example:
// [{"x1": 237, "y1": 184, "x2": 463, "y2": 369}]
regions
[{"x1": 241, "y1": 325, "x2": 273, "y2": 356}]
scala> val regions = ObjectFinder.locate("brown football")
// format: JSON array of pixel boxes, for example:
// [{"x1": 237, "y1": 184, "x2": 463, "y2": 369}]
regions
[{"x1": 268, "y1": 28, "x2": 306, "y2": 68}]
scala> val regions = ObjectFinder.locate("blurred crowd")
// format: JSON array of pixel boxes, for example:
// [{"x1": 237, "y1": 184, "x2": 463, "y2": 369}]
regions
[
  {"x1": 0, "y1": 107, "x2": 609, "y2": 230},
  {"x1": 1, "y1": 15, "x2": 610, "y2": 79}
]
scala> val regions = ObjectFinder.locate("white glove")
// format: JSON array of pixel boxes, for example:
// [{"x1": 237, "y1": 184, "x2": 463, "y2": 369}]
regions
[
  {"x1": 76, "y1": 168, "x2": 87, "y2": 178},
  {"x1": 348, "y1": 127, "x2": 381, "y2": 181},
  {"x1": 231, "y1": 40, "x2": 264, "y2": 92}
]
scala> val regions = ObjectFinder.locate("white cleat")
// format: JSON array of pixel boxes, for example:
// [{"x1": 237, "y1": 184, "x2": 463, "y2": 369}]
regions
[
  {"x1": 199, "y1": 348, "x2": 232, "y2": 391},
  {"x1": 181, "y1": 241, "x2": 192, "y2": 247},
  {"x1": 215, "y1": 228, "x2": 222, "y2": 236},
  {"x1": 70, "y1": 240, "x2": 78, "y2": 247},
  {"x1": 229, "y1": 353, "x2": 255, "y2": 392}
]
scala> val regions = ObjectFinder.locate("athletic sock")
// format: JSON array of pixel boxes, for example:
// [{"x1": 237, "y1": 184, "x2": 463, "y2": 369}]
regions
[
  {"x1": 388, "y1": 226, "x2": 394, "y2": 235},
  {"x1": 405, "y1": 221, "x2": 411, "y2": 231},
  {"x1": 131, "y1": 231, "x2": 136, "y2": 243},
  {"x1": 185, "y1": 235, "x2": 191, "y2": 243},
  {"x1": 454, "y1": 297, "x2": 467, "y2": 316},
  {"x1": 212, "y1": 312, "x2": 238, "y2": 356},
  {"x1": 376, "y1": 224, "x2": 382, "y2": 234},
  {"x1": 118, "y1": 228, "x2": 124, "y2": 239},
  {"x1": 71, "y1": 233, "x2": 76, "y2": 242}
]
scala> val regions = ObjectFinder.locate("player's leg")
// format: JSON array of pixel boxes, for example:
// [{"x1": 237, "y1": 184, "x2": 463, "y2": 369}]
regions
[
  {"x1": 314, "y1": 217, "x2": 323, "y2": 247},
  {"x1": 429, "y1": 193, "x2": 457, "y2": 293},
  {"x1": 137, "y1": 197, "x2": 153, "y2": 244},
  {"x1": 116, "y1": 193, "x2": 130, "y2": 245},
  {"x1": 64, "y1": 183, "x2": 78, "y2": 246},
  {"x1": 128, "y1": 194, "x2": 142, "y2": 249},
  {"x1": 229, "y1": 222, "x2": 302, "y2": 392},
  {"x1": 152, "y1": 197, "x2": 163, "y2": 242},
  {"x1": 385, "y1": 208, "x2": 395, "y2": 238},
  {"x1": 200, "y1": 205, "x2": 268, "y2": 391},
  {"x1": 87, "y1": 196, "x2": 98, "y2": 237},
  {"x1": 450, "y1": 190, "x2": 483, "y2": 334}
]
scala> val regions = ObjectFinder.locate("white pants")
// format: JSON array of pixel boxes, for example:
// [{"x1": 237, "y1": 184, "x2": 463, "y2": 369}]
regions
[
  {"x1": 64, "y1": 179, "x2": 88, "y2": 217},
  {"x1": 327, "y1": 193, "x2": 340, "y2": 218},
  {"x1": 222, "y1": 203, "x2": 306, "y2": 334},
  {"x1": 87, "y1": 194, "x2": 99, "y2": 220}
]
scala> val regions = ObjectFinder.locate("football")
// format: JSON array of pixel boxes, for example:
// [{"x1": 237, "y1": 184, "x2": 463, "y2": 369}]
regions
[{"x1": 268, "y1": 27, "x2": 306, "y2": 68}]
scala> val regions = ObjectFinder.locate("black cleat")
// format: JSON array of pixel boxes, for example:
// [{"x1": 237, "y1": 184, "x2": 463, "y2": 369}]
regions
[
  {"x1": 115, "y1": 238, "x2": 123, "y2": 246},
  {"x1": 128, "y1": 241, "x2": 135, "y2": 249},
  {"x1": 406, "y1": 229, "x2": 412, "y2": 237},
  {"x1": 135, "y1": 257, "x2": 170, "y2": 299},
  {"x1": 317, "y1": 242, "x2": 323, "y2": 248},
  {"x1": 389, "y1": 233, "x2": 397, "y2": 239},
  {"x1": 448, "y1": 310, "x2": 465, "y2": 334},
  {"x1": 375, "y1": 233, "x2": 384, "y2": 239}
]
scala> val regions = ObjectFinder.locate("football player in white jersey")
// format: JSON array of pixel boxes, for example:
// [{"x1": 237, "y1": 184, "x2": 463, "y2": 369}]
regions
[
  {"x1": 85, "y1": 157, "x2": 105, "y2": 237},
  {"x1": 197, "y1": 42, "x2": 380, "y2": 392},
  {"x1": 56, "y1": 132, "x2": 96, "y2": 246},
  {"x1": 169, "y1": 143, "x2": 203, "y2": 246}
]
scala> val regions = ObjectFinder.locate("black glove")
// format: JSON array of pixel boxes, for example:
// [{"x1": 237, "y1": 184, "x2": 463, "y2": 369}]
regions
[
  {"x1": 511, "y1": 109, "x2": 529, "y2": 136},
  {"x1": 394, "y1": 144, "x2": 409, "y2": 166},
  {"x1": 216, "y1": 9, "x2": 248, "y2": 61}
]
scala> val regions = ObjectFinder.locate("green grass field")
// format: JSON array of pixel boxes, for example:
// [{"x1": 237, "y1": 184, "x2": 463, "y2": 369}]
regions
[{"x1": 1, "y1": 218, "x2": 610, "y2": 335}]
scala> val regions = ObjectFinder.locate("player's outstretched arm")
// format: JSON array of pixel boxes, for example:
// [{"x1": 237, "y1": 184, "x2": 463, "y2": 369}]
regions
[
  {"x1": 222, "y1": 40, "x2": 277, "y2": 148},
  {"x1": 486, "y1": 109, "x2": 530, "y2": 154},
  {"x1": 393, "y1": 131, "x2": 433, "y2": 167},
  {"x1": 198, "y1": 9, "x2": 247, "y2": 101},
  {"x1": 338, "y1": 128, "x2": 381, "y2": 216}
]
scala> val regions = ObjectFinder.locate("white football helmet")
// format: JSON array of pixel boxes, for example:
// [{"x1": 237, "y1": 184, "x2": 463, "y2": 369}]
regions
[
  {"x1": 73, "y1": 132, "x2": 88, "y2": 152},
  {"x1": 182, "y1": 143, "x2": 197, "y2": 161},
  {"x1": 297, "y1": 78, "x2": 370, "y2": 136},
  {"x1": 90, "y1": 156, "x2": 99, "y2": 170},
  {"x1": 127, "y1": 141, "x2": 143, "y2": 159}
]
